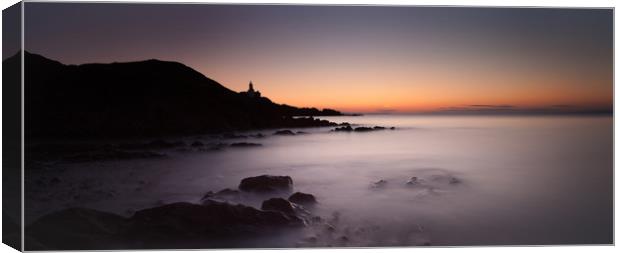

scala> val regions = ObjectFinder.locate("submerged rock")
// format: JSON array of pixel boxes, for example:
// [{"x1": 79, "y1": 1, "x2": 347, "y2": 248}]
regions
[
  {"x1": 334, "y1": 126, "x2": 393, "y2": 133},
  {"x1": 334, "y1": 125, "x2": 353, "y2": 132},
  {"x1": 449, "y1": 177, "x2": 461, "y2": 184},
  {"x1": 354, "y1": 127, "x2": 374, "y2": 132},
  {"x1": 221, "y1": 133, "x2": 248, "y2": 139},
  {"x1": 250, "y1": 133, "x2": 265, "y2": 138},
  {"x1": 274, "y1": 130, "x2": 295, "y2": 136},
  {"x1": 229, "y1": 142, "x2": 262, "y2": 147},
  {"x1": 190, "y1": 141, "x2": 204, "y2": 147},
  {"x1": 239, "y1": 175, "x2": 293, "y2": 192},
  {"x1": 288, "y1": 192, "x2": 317, "y2": 207},
  {"x1": 371, "y1": 179, "x2": 388, "y2": 188},
  {"x1": 406, "y1": 177, "x2": 419, "y2": 185},
  {"x1": 144, "y1": 140, "x2": 186, "y2": 149}
]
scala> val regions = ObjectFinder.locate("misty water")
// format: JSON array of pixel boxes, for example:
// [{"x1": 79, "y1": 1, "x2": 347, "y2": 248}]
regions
[{"x1": 25, "y1": 115, "x2": 613, "y2": 247}]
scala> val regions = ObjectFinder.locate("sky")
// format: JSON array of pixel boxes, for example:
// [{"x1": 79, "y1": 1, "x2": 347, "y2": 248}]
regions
[{"x1": 20, "y1": 3, "x2": 613, "y2": 113}]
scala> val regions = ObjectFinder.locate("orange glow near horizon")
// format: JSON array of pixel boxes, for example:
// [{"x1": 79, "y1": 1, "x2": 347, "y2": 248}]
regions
[{"x1": 200, "y1": 58, "x2": 612, "y2": 113}]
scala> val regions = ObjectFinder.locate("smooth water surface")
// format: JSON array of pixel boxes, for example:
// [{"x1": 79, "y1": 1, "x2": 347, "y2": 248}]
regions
[{"x1": 25, "y1": 115, "x2": 613, "y2": 246}]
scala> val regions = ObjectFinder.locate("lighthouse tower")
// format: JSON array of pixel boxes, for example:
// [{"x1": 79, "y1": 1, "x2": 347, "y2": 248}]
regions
[{"x1": 244, "y1": 81, "x2": 261, "y2": 98}]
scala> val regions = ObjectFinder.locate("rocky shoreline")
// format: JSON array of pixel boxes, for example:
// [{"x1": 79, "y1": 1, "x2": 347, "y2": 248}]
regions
[
  {"x1": 26, "y1": 175, "x2": 329, "y2": 250},
  {"x1": 26, "y1": 123, "x2": 396, "y2": 164}
]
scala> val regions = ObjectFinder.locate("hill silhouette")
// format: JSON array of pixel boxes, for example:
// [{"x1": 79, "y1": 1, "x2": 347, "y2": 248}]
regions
[{"x1": 5, "y1": 51, "x2": 342, "y2": 139}]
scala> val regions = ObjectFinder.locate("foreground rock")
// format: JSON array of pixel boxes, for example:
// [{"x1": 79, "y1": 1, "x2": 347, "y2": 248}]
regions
[
  {"x1": 261, "y1": 198, "x2": 297, "y2": 215},
  {"x1": 127, "y1": 201, "x2": 304, "y2": 241},
  {"x1": 25, "y1": 208, "x2": 129, "y2": 250},
  {"x1": 239, "y1": 175, "x2": 293, "y2": 192},
  {"x1": 261, "y1": 198, "x2": 312, "y2": 224},
  {"x1": 26, "y1": 201, "x2": 305, "y2": 250},
  {"x1": 288, "y1": 192, "x2": 317, "y2": 207}
]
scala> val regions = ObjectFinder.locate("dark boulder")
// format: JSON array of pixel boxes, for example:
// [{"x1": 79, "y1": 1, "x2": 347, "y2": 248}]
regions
[
  {"x1": 288, "y1": 192, "x2": 317, "y2": 206},
  {"x1": 222, "y1": 133, "x2": 248, "y2": 139},
  {"x1": 354, "y1": 127, "x2": 373, "y2": 132},
  {"x1": 261, "y1": 198, "x2": 296, "y2": 215},
  {"x1": 128, "y1": 201, "x2": 304, "y2": 236},
  {"x1": 145, "y1": 140, "x2": 186, "y2": 149},
  {"x1": 239, "y1": 175, "x2": 293, "y2": 192},
  {"x1": 26, "y1": 195, "x2": 308, "y2": 249},
  {"x1": 250, "y1": 133, "x2": 265, "y2": 138},
  {"x1": 274, "y1": 130, "x2": 295, "y2": 136},
  {"x1": 334, "y1": 125, "x2": 353, "y2": 132},
  {"x1": 190, "y1": 141, "x2": 204, "y2": 147},
  {"x1": 229, "y1": 142, "x2": 262, "y2": 147},
  {"x1": 25, "y1": 208, "x2": 128, "y2": 250}
]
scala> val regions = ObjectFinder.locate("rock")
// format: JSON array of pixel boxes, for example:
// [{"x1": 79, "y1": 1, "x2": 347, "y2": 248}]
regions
[
  {"x1": 449, "y1": 177, "x2": 461, "y2": 184},
  {"x1": 216, "y1": 188, "x2": 240, "y2": 196},
  {"x1": 288, "y1": 192, "x2": 317, "y2": 206},
  {"x1": 190, "y1": 141, "x2": 204, "y2": 147},
  {"x1": 310, "y1": 216, "x2": 322, "y2": 223},
  {"x1": 145, "y1": 140, "x2": 186, "y2": 149},
  {"x1": 129, "y1": 201, "x2": 304, "y2": 236},
  {"x1": 324, "y1": 223, "x2": 336, "y2": 232},
  {"x1": 64, "y1": 150, "x2": 166, "y2": 162},
  {"x1": 274, "y1": 130, "x2": 295, "y2": 136},
  {"x1": 206, "y1": 143, "x2": 227, "y2": 151},
  {"x1": 261, "y1": 198, "x2": 296, "y2": 215},
  {"x1": 371, "y1": 179, "x2": 388, "y2": 188},
  {"x1": 25, "y1": 208, "x2": 128, "y2": 250},
  {"x1": 335, "y1": 126, "x2": 391, "y2": 132},
  {"x1": 296, "y1": 131, "x2": 308, "y2": 134},
  {"x1": 303, "y1": 236, "x2": 318, "y2": 243},
  {"x1": 222, "y1": 133, "x2": 248, "y2": 139},
  {"x1": 390, "y1": 127, "x2": 396, "y2": 130},
  {"x1": 229, "y1": 142, "x2": 262, "y2": 147},
  {"x1": 406, "y1": 177, "x2": 419, "y2": 185},
  {"x1": 239, "y1": 175, "x2": 293, "y2": 192},
  {"x1": 354, "y1": 127, "x2": 374, "y2": 132},
  {"x1": 334, "y1": 125, "x2": 353, "y2": 132}
]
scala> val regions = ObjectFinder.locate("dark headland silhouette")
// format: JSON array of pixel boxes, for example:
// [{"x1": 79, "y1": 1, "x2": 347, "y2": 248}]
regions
[{"x1": 4, "y1": 51, "x2": 344, "y2": 139}]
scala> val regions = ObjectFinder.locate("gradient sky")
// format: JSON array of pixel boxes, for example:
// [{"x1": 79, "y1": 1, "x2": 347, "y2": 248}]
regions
[{"x1": 21, "y1": 3, "x2": 613, "y2": 113}]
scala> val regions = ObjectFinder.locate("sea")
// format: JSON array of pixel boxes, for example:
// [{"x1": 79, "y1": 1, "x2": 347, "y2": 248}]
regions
[{"x1": 25, "y1": 114, "x2": 613, "y2": 247}]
